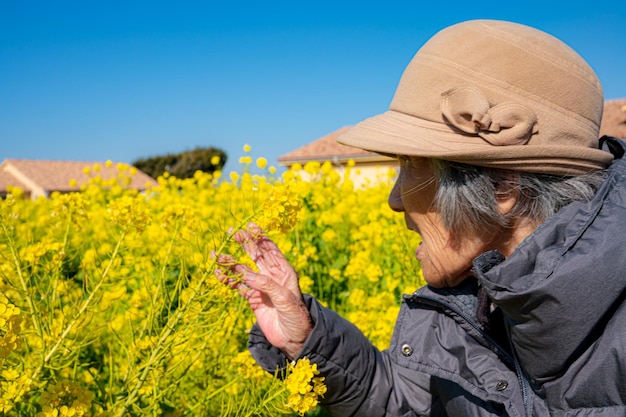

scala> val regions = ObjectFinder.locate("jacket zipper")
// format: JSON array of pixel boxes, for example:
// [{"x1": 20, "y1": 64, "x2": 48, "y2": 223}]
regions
[{"x1": 410, "y1": 292, "x2": 533, "y2": 417}]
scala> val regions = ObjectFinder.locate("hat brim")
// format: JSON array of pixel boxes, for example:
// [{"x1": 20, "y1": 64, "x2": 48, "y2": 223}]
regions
[{"x1": 336, "y1": 110, "x2": 613, "y2": 176}]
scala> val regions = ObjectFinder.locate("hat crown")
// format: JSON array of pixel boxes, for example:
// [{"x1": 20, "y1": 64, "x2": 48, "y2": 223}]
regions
[
  {"x1": 391, "y1": 20, "x2": 603, "y2": 148},
  {"x1": 337, "y1": 20, "x2": 613, "y2": 175}
]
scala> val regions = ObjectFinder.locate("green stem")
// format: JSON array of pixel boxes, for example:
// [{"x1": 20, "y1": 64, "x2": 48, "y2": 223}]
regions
[
  {"x1": 31, "y1": 227, "x2": 127, "y2": 382},
  {"x1": 159, "y1": 221, "x2": 181, "y2": 309},
  {"x1": 114, "y1": 215, "x2": 257, "y2": 417},
  {"x1": 49, "y1": 216, "x2": 73, "y2": 329},
  {"x1": 0, "y1": 222, "x2": 43, "y2": 339},
  {"x1": 243, "y1": 385, "x2": 288, "y2": 417}
]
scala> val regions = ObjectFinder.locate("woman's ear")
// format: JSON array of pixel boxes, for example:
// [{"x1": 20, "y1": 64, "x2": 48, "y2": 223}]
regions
[{"x1": 494, "y1": 172, "x2": 520, "y2": 216}]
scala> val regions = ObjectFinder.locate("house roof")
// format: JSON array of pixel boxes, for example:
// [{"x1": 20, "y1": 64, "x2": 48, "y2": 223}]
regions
[
  {"x1": 599, "y1": 98, "x2": 626, "y2": 139},
  {"x1": 0, "y1": 159, "x2": 157, "y2": 196},
  {"x1": 278, "y1": 127, "x2": 390, "y2": 165},
  {"x1": 0, "y1": 169, "x2": 28, "y2": 192}
]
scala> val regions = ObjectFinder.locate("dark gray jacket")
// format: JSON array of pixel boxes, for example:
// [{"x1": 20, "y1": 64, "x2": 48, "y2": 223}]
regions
[{"x1": 249, "y1": 139, "x2": 626, "y2": 416}]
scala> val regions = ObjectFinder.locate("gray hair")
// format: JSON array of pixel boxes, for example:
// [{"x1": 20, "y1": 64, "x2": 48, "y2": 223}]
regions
[{"x1": 430, "y1": 159, "x2": 606, "y2": 239}]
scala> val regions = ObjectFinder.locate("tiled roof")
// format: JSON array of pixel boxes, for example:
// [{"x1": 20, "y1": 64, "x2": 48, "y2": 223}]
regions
[
  {"x1": 0, "y1": 159, "x2": 157, "y2": 196},
  {"x1": 278, "y1": 127, "x2": 385, "y2": 164},
  {"x1": 600, "y1": 98, "x2": 626, "y2": 139},
  {"x1": 0, "y1": 169, "x2": 27, "y2": 190}
]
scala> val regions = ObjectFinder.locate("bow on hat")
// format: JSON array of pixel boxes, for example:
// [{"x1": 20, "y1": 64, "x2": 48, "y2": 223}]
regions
[{"x1": 440, "y1": 86, "x2": 538, "y2": 146}]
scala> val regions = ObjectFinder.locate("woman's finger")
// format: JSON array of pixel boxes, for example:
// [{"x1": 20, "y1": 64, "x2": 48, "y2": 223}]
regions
[
  {"x1": 236, "y1": 225, "x2": 295, "y2": 277},
  {"x1": 215, "y1": 253, "x2": 238, "y2": 267},
  {"x1": 243, "y1": 237, "x2": 281, "y2": 274},
  {"x1": 214, "y1": 267, "x2": 257, "y2": 297}
]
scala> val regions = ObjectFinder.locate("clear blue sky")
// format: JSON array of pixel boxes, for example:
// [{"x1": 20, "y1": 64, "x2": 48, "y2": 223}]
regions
[{"x1": 2, "y1": 1, "x2": 625, "y2": 175}]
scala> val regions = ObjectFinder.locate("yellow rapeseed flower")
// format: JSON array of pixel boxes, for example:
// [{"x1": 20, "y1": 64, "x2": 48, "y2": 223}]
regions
[
  {"x1": 0, "y1": 138, "x2": 419, "y2": 415},
  {"x1": 259, "y1": 183, "x2": 302, "y2": 234},
  {"x1": 299, "y1": 275, "x2": 314, "y2": 294},
  {"x1": 106, "y1": 195, "x2": 151, "y2": 232},
  {"x1": 291, "y1": 163, "x2": 302, "y2": 172},
  {"x1": 233, "y1": 351, "x2": 267, "y2": 382},
  {"x1": 256, "y1": 157, "x2": 268, "y2": 169},
  {"x1": 239, "y1": 156, "x2": 253, "y2": 165},
  {"x1": 35, "y1": 406, "x2": 58, "y2": 417},
  {"x1": 0, "y1": 294, "x2": 21, "y2": 358},
  {"x1": 243, "y1": 144, "x2": 252, "y2": 152},
  {"x1": 321, "y1": 161, "x2": 333, "y2": 175},
  {"x1": 284, "y1": 358, "x2": 326, "y2": 415},
  {"x1": 2, "y1": 368, "x2": 19, "y2": 381},
  {"x1": 304, "y1": 161, "x2": 321, "y2": 175},
  {"x1": 36, "y1": 381, "x2": 94, "y2": 417}
]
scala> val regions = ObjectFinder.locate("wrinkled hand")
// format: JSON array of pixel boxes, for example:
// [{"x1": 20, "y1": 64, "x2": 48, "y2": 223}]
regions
[{"x1": 215, "y1": 223, "x2": 313, "y2": 360}]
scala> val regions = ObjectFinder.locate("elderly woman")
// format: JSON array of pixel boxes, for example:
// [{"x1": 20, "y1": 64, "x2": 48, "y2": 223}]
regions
[{"x1": 217, "y1": 20, "x2": 626, "y2": 416}]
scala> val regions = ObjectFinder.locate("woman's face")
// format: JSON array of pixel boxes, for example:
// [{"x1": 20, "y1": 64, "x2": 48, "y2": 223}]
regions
[{"x1": 388, "y1": 157, "x2": 492, "y2": 288}]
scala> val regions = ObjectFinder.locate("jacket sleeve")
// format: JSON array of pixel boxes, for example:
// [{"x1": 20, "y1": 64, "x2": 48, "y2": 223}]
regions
[{"x1": 248, "y1": 295, "x2": 438, "y2": 417}]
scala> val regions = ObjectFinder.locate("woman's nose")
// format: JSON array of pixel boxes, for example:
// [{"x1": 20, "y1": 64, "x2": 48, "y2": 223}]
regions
[{"x1": 388, "y1": 179, "x2": 404, "y2": 212}]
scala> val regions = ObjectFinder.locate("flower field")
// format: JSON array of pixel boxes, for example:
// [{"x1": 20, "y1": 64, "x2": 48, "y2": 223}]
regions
[{"x1": 0, "y1": 148, "x2": 423, "y2": 416}]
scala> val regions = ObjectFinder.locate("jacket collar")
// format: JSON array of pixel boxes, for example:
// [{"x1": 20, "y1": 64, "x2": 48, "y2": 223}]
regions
[{"x1": 472, "y1": 138, "x2": 626, "y2": 383}]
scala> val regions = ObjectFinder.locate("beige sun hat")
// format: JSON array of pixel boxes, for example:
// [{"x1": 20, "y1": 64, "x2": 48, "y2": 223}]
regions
[{"x1": 336, "y1": 19, "x2": 613, "y2": 175}]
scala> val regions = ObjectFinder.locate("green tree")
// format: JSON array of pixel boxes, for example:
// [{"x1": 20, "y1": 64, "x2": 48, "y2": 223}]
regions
[{"x1": 132, "y1": 146, "x2": 227, "y2": 179}]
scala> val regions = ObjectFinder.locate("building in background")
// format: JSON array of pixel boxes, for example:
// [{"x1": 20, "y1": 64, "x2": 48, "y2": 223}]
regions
[
  {"x1": 0, "y1": 159, "x2": 157, "y2": 199},
  {"x1": 278, "y1": 127, "x2": 397, "y2": 187},
  {"x1": 600, "y1": 98, "x2": 626, "y2": 140}
]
